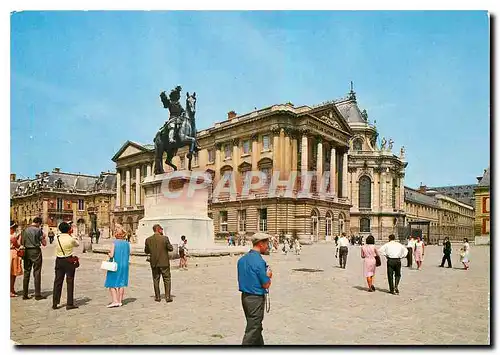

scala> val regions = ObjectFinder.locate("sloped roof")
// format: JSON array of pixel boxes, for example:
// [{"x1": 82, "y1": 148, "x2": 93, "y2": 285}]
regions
[
  {"x1": 335, "y1": 98, "x2": 366, "y2": 124},
  {"x1": 404, "y1": 187, "x2": 439, "y2": 207},
  {"x1": 478, "y1": 167, "x2": 490, "y2": 187}
]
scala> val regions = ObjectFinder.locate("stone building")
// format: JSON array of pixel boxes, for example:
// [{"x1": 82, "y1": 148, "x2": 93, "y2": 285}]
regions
[
  {"x1": 10, "y1": 168, "x2": 116, "y2": 238},
  {"x1": 404, "y1": 186, "x2": 475, "y2": 243},
  {"x1": 474, "y1": 167, "x2": 490, "y2": 236},
  {"x1": 338, "y1": 90, "x2": 407, "y2": 240},
  {"x1": 113, "y1": 92, "x2": 360, "y2": 242},
  {"x1": 111, "y1": 141, "x2": 155, "y2": 235}
]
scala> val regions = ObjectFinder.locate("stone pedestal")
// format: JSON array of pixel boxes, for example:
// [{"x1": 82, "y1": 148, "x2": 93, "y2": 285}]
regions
[{"x1": 135, "y1": 171, "x2": 215, "y2": 250}]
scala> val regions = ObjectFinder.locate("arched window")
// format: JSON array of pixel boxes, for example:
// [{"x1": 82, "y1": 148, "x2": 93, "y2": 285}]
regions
[
  {"x1": 310, "y1": 210, "x2": 319, "y2": 240},
  {"x1": 353, "y1": 138, "x2": 363, "y2": 151},
  {"x1": 360, "y1": 217, "x2": 371, "y2": 233},
  {"x1": 359, "y1": 176, "x2": 372, "y2": 209},
  {"x1": 325, "y1": 211, "x2": 333, "y2": 238}
]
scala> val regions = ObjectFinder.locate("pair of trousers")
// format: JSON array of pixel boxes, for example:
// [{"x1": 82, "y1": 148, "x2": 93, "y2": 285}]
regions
[
  {"x1": 23, "y1": 248, "x2": 43, "y2": 297},
  {"x1": 386, "y1": 258, "x2": 402, "y2": 292},
  {"x1": 52, "y1": 257, "x2": 76, "y2": 306},
  {"x1": 441, "y1": 253, "x2": 452, "y2": 267},
  {"x1": 151, "y1": 267, "x2": 171, "y2": 300},
  {"x1": 241, "y1": 293, "x2": 265, "y2": 346},
  {"x1": 406, "y1": 247, "x2": 413, "y2": 267},
  {"x1": 339, "y1": 247, "x2": 348, "y2": 268}
]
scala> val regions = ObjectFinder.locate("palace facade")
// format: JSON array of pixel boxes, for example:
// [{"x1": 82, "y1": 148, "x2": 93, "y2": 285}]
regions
[
  {"x1": 10, "y1": 169, "x2": 116, "y2": 238},
  {"x1": 474, "y1": 167, "x2": 490, "y2": 236}
]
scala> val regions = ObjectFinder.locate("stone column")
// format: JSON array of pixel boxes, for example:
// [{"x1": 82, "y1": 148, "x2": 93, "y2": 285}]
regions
[
  {"x1": 279, "y1": 128, "x2": 285, "y2": 179},
  {"x1": 125, "y1": 169, "x2": 131, "y2": 206},
  {"x1": 316, "y1": 137, "x2": 323, "y2": 193},
  {"x1": 300, "y1": 132, "x2": 309, "y2": 185},
  {"x1": 399, "y1": 174, "x2": 405, "y2": 211},
  {"x1": 342, "y1": 151, "x2": 348, "y2": 198},
  {"x1": 135, "y1": 167, "x2": 141, "y2": 206},
  {"x1": 116, "y1": 170, "x2": 121, "y2": 207},
  {"x1": 42, "y1": 199, "x2": 48, "y2": 224},
  {"x1": 330, "y1": 146, "x2": 336, "y2": 196},
  {"x1": 215, "y1": 143, "x2": 222, "y2": 182},
  {"x1": 284, "y1": 130, "x2": 291, "y2": 180},
  {"x1": 251, "y1": 134, "x2": 259, "y2": 171},
  {"x1": 232, "y1": 138, "x2": 240, "y2": 189},
  {"x1": 272, "y1": 128, "x2": 280, "y2": 174}
]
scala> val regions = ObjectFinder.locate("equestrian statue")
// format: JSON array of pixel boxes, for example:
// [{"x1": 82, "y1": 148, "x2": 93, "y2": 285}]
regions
[{"x1": 153, "y1": 85, "x2": 200, "y2": 174}]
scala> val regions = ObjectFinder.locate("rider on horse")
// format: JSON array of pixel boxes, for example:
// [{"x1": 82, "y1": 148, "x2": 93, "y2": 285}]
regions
[{"x1": 159, "y1": 86, "x2": 185, "y2": 144}]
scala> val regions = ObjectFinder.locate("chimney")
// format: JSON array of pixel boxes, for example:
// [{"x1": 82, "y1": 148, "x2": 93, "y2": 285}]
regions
[
  {"x1": 418, "y1": 184, "x2": 427, "y2": 193},
  {"x1": 10, "y1": 173, "x2": 16, "y2": 182},
  {"x1": 35, "y1": 174, "x2": 40, "y2": 179},
  {"x1": 53, "y1": 168, "x2": 61, "y2": 173},
  {"x1": 42, "y1": 171, "x2": 49, "y2": 177},
  {"x1": 227, "y1": 111, "x2": 237, "y2": 120}
]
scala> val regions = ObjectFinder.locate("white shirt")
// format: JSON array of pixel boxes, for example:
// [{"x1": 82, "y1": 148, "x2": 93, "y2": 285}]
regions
[
  {"x1": 407, "y1": 239, "x2": 416, "y2": 248},
  {"x1": 338, "y1": 237, "x2": 350, "y2": 247},
  {"x1": 378, "y1": 241, "x2": 408, "y2": 259}
]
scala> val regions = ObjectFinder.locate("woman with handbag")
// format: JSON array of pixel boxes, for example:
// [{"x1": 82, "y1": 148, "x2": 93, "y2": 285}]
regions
[
  {"x1": 361, "y1": 235, "x2": 380, "y2": 292},
  {"x1": 52, "y1": 221, "x2": 80, "y2": 310},
  {"x1": 104, "y1": 224, "x2": 130, "y2": 308},
  {"x1": 10, "y1": 221, "x2": 23, "y2": 297}
]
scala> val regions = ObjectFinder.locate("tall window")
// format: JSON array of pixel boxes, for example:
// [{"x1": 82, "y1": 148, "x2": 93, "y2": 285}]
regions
[
  {"x1": 142, "y1": 165, "x2": 148, "y2": 178},
  {"x1": 338, "y1": 213, "x2": 345, "y2": 234},
  {"x1": 258, "y1": 208, "x2": 268, "y2": 232},
  {"x1": 224, "y1": 144, "x2": 232, "y2": 159},
  {"x1": 242, "y1": 140, "x2": 251, "y2": 155},
  {"x1": 238, "y1": 209, "x2": 247, "y2": 232},
  {"x1": 325, "y1": 211, "x2": 333, "y2": 237},
  {"x1": 78, "y1": 199, "x2": 84, "y2": 211},
  {"x1": 56, "y1": 198, "x2": 63, "y2": 211},
  {"x1": 353, "y1": 138, "x2": 363, "y2": 151},
  {"x1": 483, "y1": 197, "x2": 490, "y2": 213},
  {"x1": 359, "y1": 176, "x2": 372, "y2": 209},
  {"x1": 220, "y1": 211, "x2": 228, "y2": 232},
  {"x1": 310, "y1": 210, "x2": 319, "y2": 239},
  {"x1": 360, "y1": 217, "x2": 371, "y2": 232},
  {"x1": 208, "y1": 149, "x2": 215, "y2": 163},
  {"x1": 262, "y1": 135, "x2": 270, "y2": 151}
]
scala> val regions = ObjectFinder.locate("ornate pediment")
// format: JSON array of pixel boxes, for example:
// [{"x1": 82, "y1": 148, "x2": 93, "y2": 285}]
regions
[
  {"x1": 310, "y1": 106, "x2": 351, "y2": 133},
  {"x1": 112, "y1": 141, "x2": 151, "y2": 162}
]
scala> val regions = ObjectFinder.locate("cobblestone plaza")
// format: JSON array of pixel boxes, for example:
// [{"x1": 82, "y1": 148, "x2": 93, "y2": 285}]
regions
[{"x1": 10, "y1": 241, "x2": 489, "y2": 345}]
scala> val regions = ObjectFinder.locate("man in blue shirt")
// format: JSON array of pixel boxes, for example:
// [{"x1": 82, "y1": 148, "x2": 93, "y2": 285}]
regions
[{"x1": 237, "y1": 233, "x2": 273, "y2": 346}]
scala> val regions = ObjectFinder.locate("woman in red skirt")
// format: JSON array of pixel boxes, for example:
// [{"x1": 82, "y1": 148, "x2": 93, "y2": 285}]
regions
[{"x1": 10, "y1": 221, "x2": 23, "y2": 297}]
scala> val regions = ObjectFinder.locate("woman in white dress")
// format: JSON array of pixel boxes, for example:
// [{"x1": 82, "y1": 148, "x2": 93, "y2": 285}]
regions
[{"x1": 460, "y1": 238, "x2": 470, "y2": 270}]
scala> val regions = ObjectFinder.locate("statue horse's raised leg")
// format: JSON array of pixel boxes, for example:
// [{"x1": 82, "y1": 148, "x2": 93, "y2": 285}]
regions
[{"x1": 165, "y1": 148, "x2": 178, "y2": 171}]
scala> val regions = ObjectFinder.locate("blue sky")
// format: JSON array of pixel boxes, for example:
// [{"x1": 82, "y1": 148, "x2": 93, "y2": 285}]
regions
[{"x1": 11, "y1": 11, "x2": 490, "y2": 187}]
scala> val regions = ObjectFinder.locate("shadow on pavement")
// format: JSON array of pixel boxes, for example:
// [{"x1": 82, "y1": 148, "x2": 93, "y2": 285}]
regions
[{"x1": 121, "y1": 297, "x2": 137, "y2": 305}]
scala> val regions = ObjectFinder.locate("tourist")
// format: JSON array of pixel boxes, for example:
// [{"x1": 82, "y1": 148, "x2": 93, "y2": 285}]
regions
[
  {"x1": 361, "y1": 235, "x2": 379, "y2": 292},
  {"x1": 52, "y1": 222, "x2": 80, "y2": 310},
  {"x1": 237, "y1": 233, "x2": 272, "y2": 345},
  {"x1": 406, "y1": 236, "x2": 416, "y2": 268},
  {"x1": 414, "y1": 236, "x2": 425, "y2": 270},
  {"x1": 440, "y1": 237, "x2": 452, "y2": 268},
  {"x1": 178, "y1": 235, "x2": 188, "y2": 270},
  {"x1": 378, "y1": 234, "x2": 408, "y2": 295},
  {"x1": 104, "y1": 224, "x2": 130, "y2": 308},
  {"x1": 95, "y1": 229, "x2": 101, "y2": 244},
  {"x1": 10, "y1": 221, "x2": 23, "y2": 297},
  {"x1": 48, "y1": 229, "x2": 55, "y2": 244},
  {"x1": 144, "y1": 224, "x2": 174, "y2": 303},
  {"x1": 294, "y1": 238, "x2": 302, "y2": 255},
  {"x1": 334, "y1": 235, "x2": 339, "y2": 246},
  {"x1": 460, "y1": 238, "x2": 470, "y2": 270},
  {"x1": 337, "y1": 233, "x2": 350, "y2": 269},
  {"x1": 21, "y1": 217, "x2": 47, "y2": 300}
]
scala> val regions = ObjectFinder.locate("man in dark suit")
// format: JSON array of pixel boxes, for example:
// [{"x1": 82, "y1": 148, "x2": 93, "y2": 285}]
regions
[
  {"x1": 144, "y1": 224, "x2": 174, "y2": 303},
  {"x1": 440, "y1": 237, "x2": 452, "y2": 268}
]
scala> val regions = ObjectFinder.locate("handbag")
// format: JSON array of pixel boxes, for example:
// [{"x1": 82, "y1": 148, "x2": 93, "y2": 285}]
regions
[
  {"x1": 375, "y1": 255, "x2": 381, "y2": 267},
  {"x1": 57, "y1": 236, "x2": 80, "y2": 268},
  {"x1": 101, "y1": 258, "x2": 118, "y2": 272},
  {"x1": 17, "y1": 249, "x2": 25, "y2": 258}
]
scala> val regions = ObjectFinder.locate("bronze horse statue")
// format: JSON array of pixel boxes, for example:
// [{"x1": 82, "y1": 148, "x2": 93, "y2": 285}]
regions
[{"x1": 153, "y1": 91, "x2": 198, "y2": 174}]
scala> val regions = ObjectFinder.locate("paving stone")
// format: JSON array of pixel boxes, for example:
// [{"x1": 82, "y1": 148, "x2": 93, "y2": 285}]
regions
[{"x1": 10, "y1": 243, "x2": 489, "y2": 345}]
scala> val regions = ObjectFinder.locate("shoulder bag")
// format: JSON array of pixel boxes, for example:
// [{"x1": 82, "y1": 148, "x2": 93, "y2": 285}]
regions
[
  {"x1": 57, "y1": 236, "x2": 80, "y2": 268},
  {"x1": 16, "y1": 233, "x2": 25, "y2": 258}
]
